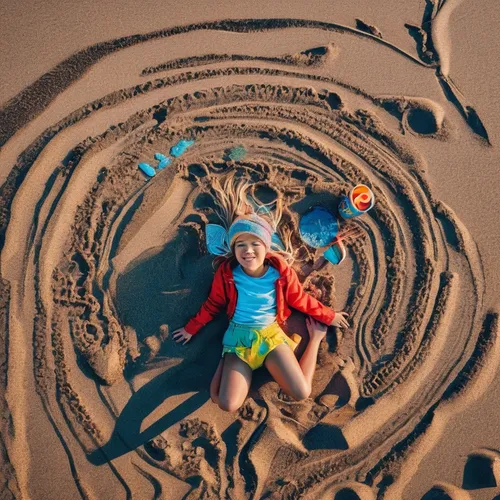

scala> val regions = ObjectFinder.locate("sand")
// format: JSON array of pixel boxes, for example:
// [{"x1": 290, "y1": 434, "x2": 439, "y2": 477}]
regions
[{"x1": 1, "y1": 1, "x2": 500, "y2": 498}]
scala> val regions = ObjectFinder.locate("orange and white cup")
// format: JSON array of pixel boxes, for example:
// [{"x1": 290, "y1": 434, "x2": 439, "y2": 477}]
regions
[{"x1": 338, "y1": 184, "x2": 375, "y2": 219}]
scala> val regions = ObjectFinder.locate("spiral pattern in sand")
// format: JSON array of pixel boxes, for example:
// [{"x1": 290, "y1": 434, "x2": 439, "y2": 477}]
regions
[{"x1": 0, "y1": 18, "x2": 497, "y2": 499}]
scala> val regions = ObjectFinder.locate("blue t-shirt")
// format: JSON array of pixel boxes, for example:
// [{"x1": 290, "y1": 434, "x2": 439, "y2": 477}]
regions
[{"x1": 232, "y1": 265, "x2": 279, "y2": 327}]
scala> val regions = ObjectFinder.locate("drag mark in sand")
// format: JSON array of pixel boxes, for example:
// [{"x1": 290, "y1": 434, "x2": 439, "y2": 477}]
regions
[{"x1": 0, "y1": 12, "x2": 494, "y2": 499}]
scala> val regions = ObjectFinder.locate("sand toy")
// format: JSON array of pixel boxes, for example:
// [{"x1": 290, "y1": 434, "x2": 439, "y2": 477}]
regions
[
  {"x1": 299, "y1": 206, "x2": 339, "y2": 248},
  {"x1": 170, "y1": 139, "x2": 195, "y2": 158},
  {"x1": 157, "y1": 157, "x2": 171, "y2": 170},
  {"x1": 339, "y1": 184, "x2": 375, "y2": 219},
  {"x1": 324, "y1": 240, "x2": 346, "y2": 265},
  {"x1": 153, "y1": 152, "x2": 172, "y2": 170},
  {"x1": 299, "y1": 207, "x2": 347, "y2": 265},
  {"x1": 138, "y1": 162, "x2": 156, "y2": 177}
]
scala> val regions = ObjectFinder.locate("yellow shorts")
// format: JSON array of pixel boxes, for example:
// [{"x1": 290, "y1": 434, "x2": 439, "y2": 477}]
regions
[{"x1": 222, "y1": 321, "x2": 299, "y2": 370}]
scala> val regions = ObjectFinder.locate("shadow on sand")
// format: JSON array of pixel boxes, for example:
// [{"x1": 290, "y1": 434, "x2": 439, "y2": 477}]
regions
[
  {"x1": 87, "y1": 362, "x2": 211, "y2": 465},
  {"x1": 89, "y1": 227, "x2": 220, "y2": 465}
]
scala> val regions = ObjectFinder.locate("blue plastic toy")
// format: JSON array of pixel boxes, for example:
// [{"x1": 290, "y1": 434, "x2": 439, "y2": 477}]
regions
[
  {"x1": 323, "y1": 240, "x2": 346, "y2": 265},
  {"x1": 157, "y1": 158, "x2": 171, "y2": 170},
  {"x1": 299, "y1": 207, "x2": 339, "y2": 248},
  {"x1": 170, "y1": 139, "x2": 195, "y2": 158},
  {"x1": 138, "y1": 162, "x2": 156, "y2": 177}
]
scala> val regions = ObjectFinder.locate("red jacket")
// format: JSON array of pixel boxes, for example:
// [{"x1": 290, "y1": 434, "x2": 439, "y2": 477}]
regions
[{"x1": 184, "y1": 253, "x2": 335, "y2": 335}]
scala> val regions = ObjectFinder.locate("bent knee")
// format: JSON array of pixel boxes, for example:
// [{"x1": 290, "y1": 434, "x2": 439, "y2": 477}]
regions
[
  {"x1": 218, "y1": 397, "x2": 244, "y2": 412},
  {"x1": 289, "y1": 383, "x2": 311, "y2": 401}
]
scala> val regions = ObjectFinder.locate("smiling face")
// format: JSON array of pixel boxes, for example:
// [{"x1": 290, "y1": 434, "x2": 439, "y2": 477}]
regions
[{"x1": 234, "y1": 233, "x2": 268, "y2": 277}]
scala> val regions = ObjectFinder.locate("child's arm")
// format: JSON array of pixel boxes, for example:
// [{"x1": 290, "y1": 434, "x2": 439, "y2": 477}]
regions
[
  {"x1": 285, "y1": 267, "x2": 349, "y2": 327},
  {"x1": 181, "y1": 266, "x2": 228, "y2": 336}
]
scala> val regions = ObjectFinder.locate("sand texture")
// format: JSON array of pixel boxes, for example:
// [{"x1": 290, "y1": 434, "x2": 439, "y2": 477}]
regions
[{"x1": 1, "y1": 1, "x2": 500, "y2": 498}]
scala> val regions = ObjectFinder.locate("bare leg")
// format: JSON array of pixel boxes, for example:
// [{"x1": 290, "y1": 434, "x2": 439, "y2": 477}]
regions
[
  {"x1": 298, "y1": 336, "x2": 323, "y2": 392},
  {"x1": 210, "y1": 359, "x2": 224, "y2": 405},
  {"x1": 264, "y1": 336, "x2": 323, "y2": 401},
  {"x1": 218, "y1": 354, "x2": 253, "y2": 412}
]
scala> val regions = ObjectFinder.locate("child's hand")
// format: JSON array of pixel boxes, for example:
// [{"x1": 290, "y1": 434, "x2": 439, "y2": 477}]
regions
[
  {"x1": 330, "y1": 312, "x2": 349, "y2": 328},
  {"x1": 172, "y1": 327, "x2": 193, "y2": 345},
  {"x1": 306, "y1": 317, "x2": 328, "y2": 343}
]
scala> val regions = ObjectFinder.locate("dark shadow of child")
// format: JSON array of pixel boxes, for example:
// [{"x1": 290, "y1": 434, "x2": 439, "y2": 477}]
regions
[{"x1": 88, "y1": 226, "x2": 222, "y2": 465}]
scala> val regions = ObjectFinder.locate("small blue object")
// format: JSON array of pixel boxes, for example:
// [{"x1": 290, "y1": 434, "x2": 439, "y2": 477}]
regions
[
  {"x1": 299, "y1": 207, "x2": 339, "y2": 248},
  {"x1": 324, "y1": 241, "x2": 346, "y2": 265},
  {"x1": 154, "y1": 152, "x2": 167, "y2": 161},
  {"x1": 206, "y1": 224, "x2": 230, "y2": 255},
  {"x1": 157, "y1": 157, "x2": 171, "y2": 170},
  {"x1": 138, "y1": 162, "x2": 156, "y2": 177},
  {"x1": 170, "y1": 139, "x2": 195, "y2": 158}
]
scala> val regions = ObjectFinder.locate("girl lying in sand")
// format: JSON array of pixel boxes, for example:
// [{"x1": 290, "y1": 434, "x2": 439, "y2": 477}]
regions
[{"x1": 173, "y1": 177, "x2": 349, "y2": 412}]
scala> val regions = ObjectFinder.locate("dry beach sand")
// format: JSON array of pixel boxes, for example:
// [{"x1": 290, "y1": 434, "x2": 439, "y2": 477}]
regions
[{"x1": 1, "y1": 0, "x2": 500, "y2": 498}]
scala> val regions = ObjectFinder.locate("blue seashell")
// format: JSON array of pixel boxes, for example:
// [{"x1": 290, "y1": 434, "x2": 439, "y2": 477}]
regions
[
  {"x1": 138, "y1": 162, "x2": 156, "y2": 177},
  {"x1": 299, "y1": 207, "x2": 339, "y2": 248},
  {"x1": 154, "y1": 152, "x2": 167, "y2": 161},
  {"x1": 170, "y1": 139, "x2": 195, "y2": 158},
  {"x1": 157, "y1": 157, "x2": 171, "y2": 170}
]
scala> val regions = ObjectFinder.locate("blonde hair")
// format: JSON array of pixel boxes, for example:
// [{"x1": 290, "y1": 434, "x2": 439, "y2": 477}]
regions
[{"x1": 208, "y1": 173, "x2": 295, "y2": 264}]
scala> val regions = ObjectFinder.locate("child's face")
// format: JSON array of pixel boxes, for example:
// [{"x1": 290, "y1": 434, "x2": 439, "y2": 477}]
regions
[{"x1": 234, "y1": 233, "x2": 267, "y2": 277}]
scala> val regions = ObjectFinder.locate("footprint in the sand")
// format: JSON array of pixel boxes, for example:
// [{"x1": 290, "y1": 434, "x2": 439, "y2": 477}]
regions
[{"x1": 145, "y1": 418, "x2": 225, "y2": 497}]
